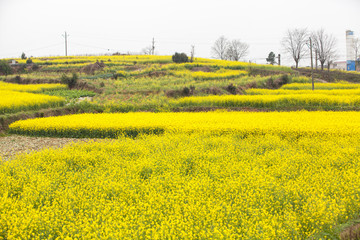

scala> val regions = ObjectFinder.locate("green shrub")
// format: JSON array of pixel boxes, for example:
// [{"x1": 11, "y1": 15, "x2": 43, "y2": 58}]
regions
[
  {"x1": 172, "y1": 52, "x2": 188, "y2": 63},
  {"x1": 226, "y1": 83, "x2": 238, "y2": 94},
  {"x1": 14, "y1": 75, "x2": 22, "y2": 83},
  {"x1": 0, "y1": 60, "x2": 12, "y2": 75},
  {"x1": 31, "y1": 64, "x2": 40, "y2": 71},
  {"x1": 26, "y1": 58, "x2": 33, "y2": 64},
  {"x1": 61, "y1": 73, "x2": 78, "y2": 89}
]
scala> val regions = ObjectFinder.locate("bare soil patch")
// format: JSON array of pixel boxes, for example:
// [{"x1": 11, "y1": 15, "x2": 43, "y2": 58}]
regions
[
  {"x1": 124, "y1": 65, "x2": 143, "y2": 71},
  {"x1": 191, "y1": 66, "x2": 212, "y2": 72},
  {"x1": 340, "y1": 222, "x2": 360, "y2": 240},
  {"x1": 81, "y1": 61, "x2": 105, "y2": 75},
  {"x1": 4, "y1": 76, "x2": 60, "y2": 84},
  {"x1": 0, "y1": 135, "x2": 99, "y2": 161},
  {"x1": 296, "y1": 68, "x2": 360, "y2": 83}
]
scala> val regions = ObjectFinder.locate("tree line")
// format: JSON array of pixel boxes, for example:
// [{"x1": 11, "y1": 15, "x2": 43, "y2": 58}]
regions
[
  {"x1": 210, "y1": 29, "x2": 360, "y2": 70},
  {"x1": 281, "y1": 28, "x2": 338, "y2": 70}
]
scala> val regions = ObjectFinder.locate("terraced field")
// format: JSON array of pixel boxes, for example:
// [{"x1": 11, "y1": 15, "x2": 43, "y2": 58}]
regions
[{"x1": 1, "y1": 55, "x2": 360, "y2": 239}]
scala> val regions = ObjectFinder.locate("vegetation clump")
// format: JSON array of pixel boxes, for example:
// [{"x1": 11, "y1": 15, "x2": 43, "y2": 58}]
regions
[
  {"x1": 0, "y1": 60, "x2": 12, "y2": 75},
  {"x1": 172, "y1": 52, "x2": 188, "y2": 63},
  {"x1": 61, "y1": 73, "x2": 78, "y2": 89}
]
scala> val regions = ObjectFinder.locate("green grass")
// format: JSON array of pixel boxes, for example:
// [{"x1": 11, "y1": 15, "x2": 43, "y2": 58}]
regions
[{"x1": 42, "y1": 89, "x2": 96, "y2": 99}]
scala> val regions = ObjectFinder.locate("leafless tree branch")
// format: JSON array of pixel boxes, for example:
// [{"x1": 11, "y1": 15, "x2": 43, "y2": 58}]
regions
[
  {"x1": 211, "y1": 36, "x2": 229, "y2": 60},
  {"x1": 353, "y1": 38, "x2": 360, "y2": 60},
  {"x1": 281, "y1": 28, "x2": 308, "y2": 69},
  {"x1": 225, "y1": 39, "x2": 249, "y2": 61},
  {"x1": 312, "y1": 29, "x2": 337, "y2": 70},
  {"x1": 141, "y1": 46, "x2": 153, "y2": 55}
]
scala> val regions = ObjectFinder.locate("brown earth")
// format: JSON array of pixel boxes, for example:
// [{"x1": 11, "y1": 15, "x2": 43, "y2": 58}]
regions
[
  {"x1": 124, "y1": 65, "x2": 143, "y2": 71},
  {"x1": 248, "y1": 68, "x2": 290, "y2": 76},
  {"x1": 0, "y1": 135, "x2": 99, "y2": 161},
  {"x1": 147, "y1": 71, "x2": 167, "y2": 77},
  {"x1": 3, "y1": 76, "x2": 60, "y2": 84},
  {"x1": 340, "y1": 222, "x2": 360, "y2": 240},
  {"x1": 81, "y1": 61, "x2": 105, "y2": 75},
  {"x1": 295, "y1": 68, "x2": 360, "y2": 83},
  {"x1": 191, "y1": 66, "x2": 212, "y2": 72}
]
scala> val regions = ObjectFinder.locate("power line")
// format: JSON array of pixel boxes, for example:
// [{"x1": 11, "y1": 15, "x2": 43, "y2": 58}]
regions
[
  {"x1": 71, "y1": 42, "x2": 113, "y2": 52},
  {"x1": 0, "y1": 43, "x2": 63, "y2": 57}
]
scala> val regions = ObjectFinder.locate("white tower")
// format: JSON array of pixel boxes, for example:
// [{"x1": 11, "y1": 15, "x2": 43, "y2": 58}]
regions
[{"x1": 346, "y1": 30, "x2": 355, "y2": 61}]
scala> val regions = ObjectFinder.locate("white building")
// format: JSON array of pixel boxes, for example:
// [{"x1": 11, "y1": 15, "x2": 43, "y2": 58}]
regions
[
  {"x1": 346, "y1": 30, "x2": 355, "y2": 61},
  {"x1": 330, "y1": 61, "x2": 347, "y2": 71}
]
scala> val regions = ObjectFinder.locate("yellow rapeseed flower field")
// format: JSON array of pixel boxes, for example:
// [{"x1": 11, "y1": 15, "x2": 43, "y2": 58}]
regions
[
  {"x1": 246, "y1": 88, "x2": 360, "y2": 95},
  {"x1": 171, "y1": 94, "x2": 360, "y2": 110},
  {"x1": 0, "y1": 90, "x2": 66, "y2": 114},
  {"x1": 0, "y1": 81, "x2": 66, "y2": 93},
  {"x1": 9, "y1": 111, "x2": 360, "y2": 138},
  {"x1": 1, "y1": 131, "x2": 360, "y2": 238},
  {"x1": 16, "y1": 55, "x2": 173, "y2": 65},
  {"x1": 281, "y1": 82, "x2": 360, "y2": 90},
  {"x1": 172, "y1": 69, "x2": 248, "y2": 80}
]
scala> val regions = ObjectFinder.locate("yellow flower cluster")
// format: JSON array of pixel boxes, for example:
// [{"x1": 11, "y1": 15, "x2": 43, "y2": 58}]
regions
[
  {"x1": 282, "y1": 82, "x2": 360, "y2": 90},
  {"x1": 172, "y1": 94, "x2": 360, "y2": 110},
  {"x1": 0, "y1": 81, "x2": 66, "y2": 93},
  {"x1": 11, "y1": 55, "x2": 292, "y2": 72},
  {"x1": 246, "y1": 88, "x2": 360, "y2": 95},
  {"x1": 0, "y1": 90, "x2": 65, "y2": 114},
  {"x1": 16, "y1": 55, "x2": 173, "y2": 65},
  {"x1": 172, "y1": 69, "x2": 248, "y2": 80},
  {"x1": 9, "y1": 111, "x2": 360, "y2": 138},
  {"x1": 1, "y1": 131, "x2": 359, "y2": 238},
  {"x1": 41, "y1": 62, "x2": 90, "y2": 70},
  {"x1": 195, "y1": 58, "x2": 292, "y2": 71}
]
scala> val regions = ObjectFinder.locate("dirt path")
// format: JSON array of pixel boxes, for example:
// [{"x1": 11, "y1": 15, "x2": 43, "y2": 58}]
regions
[{"x1": 0, "y1": 135, "x2": 98, "y2": 161}]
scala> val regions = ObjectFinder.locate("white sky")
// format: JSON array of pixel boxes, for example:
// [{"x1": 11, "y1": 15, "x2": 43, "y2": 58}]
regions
[{"x1": 0, "y1": 0, "x2": 359, "y2": 66}]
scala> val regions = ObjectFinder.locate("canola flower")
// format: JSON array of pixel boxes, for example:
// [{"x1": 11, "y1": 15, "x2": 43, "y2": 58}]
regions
[
  {"x1": 246, "y1": 88, "x2": 360, "y2": 95},
  {"x1": 15, "y1": 55, "x2": 173, "y2": 65},
  {"x1": 281, "y1": 82, "x2": 360, "y2": 90},
  {"x1": 172, "y1": 69, "x2": 248, "y2": 80},
  {"x1": 0, "y1": 81, "x2": 66, "y2": 93},
  {"x1": 1, "y1": 132, "x2": 360, "y2": 239},
  {"x1": 171, "y1": 94, "x2": 360, "y2": 110},
  {"x1": 11, "y1": 55, "x2": 292, "y2": 71},
  {"x1": 0, "y1": 90, "x2": 66, "y2": 114},
  {"x1": 9, "y1": 111, "x2": 360, "y2": 138},
  {"x1": 195, "y1": 58, "x2": 293, "y2": 72},
  {"x1": 41, "y1": 62, "x2": 90, "y2": 70}
]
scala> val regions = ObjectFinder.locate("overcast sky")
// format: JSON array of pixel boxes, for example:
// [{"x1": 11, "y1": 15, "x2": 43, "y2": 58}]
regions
[{"x1": 0, "y1": 0, "x2": 359, "y2": 66}]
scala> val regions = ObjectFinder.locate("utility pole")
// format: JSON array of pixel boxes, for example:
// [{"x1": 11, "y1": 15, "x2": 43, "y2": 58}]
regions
[
  {"x1": 309, "y1": 37, "x2": 314, "y2": 91},
  {"x1": 62, "y1": 31, "x2": 69, "y2": 56},
  {"x1": 277, "y1": 54, "x2": 281, "y2": 66},
  {"x1": 151, "y1": 37, "x2": 155, "y2": 55},
  {"x1": 315, "y1": 49, "x2": 318, "y2": 70},
  {"x1": 190, "y1": 45, "x2": 195, "y2": 62}
]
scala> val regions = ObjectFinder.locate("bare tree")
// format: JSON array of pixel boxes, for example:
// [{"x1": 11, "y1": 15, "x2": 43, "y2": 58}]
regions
[
  {"x1": 141, "y1": 46, "x2": 152, "y2": 55},
  {"x1": 225, "y1": 39, "x2": 249, "y2": 61},
  {"x1": 353, "y1": 38, "x2": 360, "y2": 60},
  {"x1": 327, "y1": 51, "x2": 338, "y2": 72},
  {"x1": 211, "y1": 36, "x2": 229, "y2": 60},
  {"x1": 312, "y1": 29, "x2": 337, "y2": 70},
  {"x1": 281, "y1": 28, "x2": 308, "y2": 69}
]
